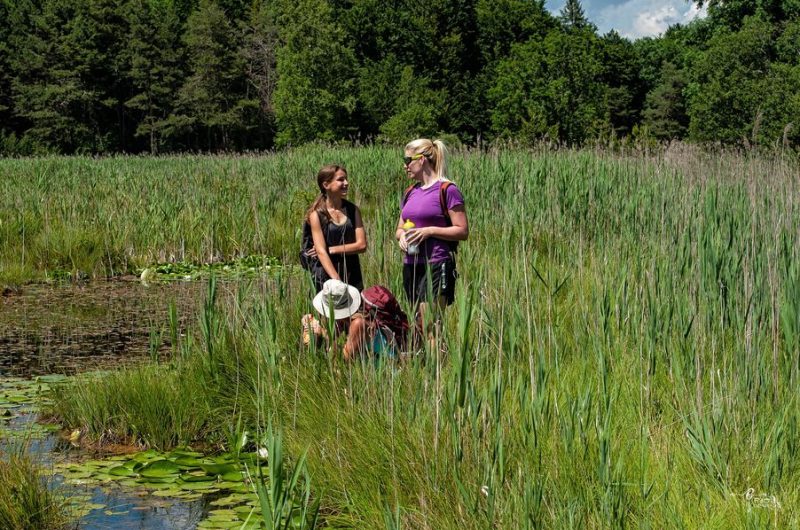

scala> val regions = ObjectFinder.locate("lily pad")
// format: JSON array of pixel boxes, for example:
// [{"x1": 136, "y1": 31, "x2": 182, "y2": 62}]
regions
[
  {"x1": 138, "y1": 477, "x2": 178, "y2": 486},
  {"x1": 108, "y1": 466, "x2": 135, "y2": 477},
  {"x1": 179, "y1": 472, "x2": 215, "y2": 482},
  {"x1": 170, "y1": 449, "x2": 204, "y2": 458},
  {"x1": 221, "y1": 470, "x2": 246, "y2": 482},
  {"x1": 200, "y1": 462, "x2": 237, "y2": 475},
  {"x1": 140, "y1": 459, "x2": 181, "y2": 478},
  {"x1": 179, "y1": 481, "x2": 219, "y2": 491},
  {"x1": 152, "y1": 488, "x2": 185, "y2": 498},
  {"x1": 174, "y1": 456, "x2": 203, "y2": 466}
]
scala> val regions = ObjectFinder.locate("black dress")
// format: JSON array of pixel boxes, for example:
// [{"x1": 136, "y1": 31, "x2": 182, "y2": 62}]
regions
[{"x1": 300, "y1": 200, "x2": 363, "y2": 292}]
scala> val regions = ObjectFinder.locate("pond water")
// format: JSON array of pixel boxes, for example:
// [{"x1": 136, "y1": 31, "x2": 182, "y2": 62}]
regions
[
  {"x1": 0, "y1": 278, "x2": 205, "y2": 377},
  {"x1": 69, "y1": 484, "x2": 207, "y2": 530},
  {"x1": 0, "y1": 278, "x2": 234, "y2": 529}
]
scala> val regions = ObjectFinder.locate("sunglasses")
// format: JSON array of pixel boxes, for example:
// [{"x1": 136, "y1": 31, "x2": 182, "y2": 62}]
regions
[{"x1": 403, "y1": 154, "x2": 425, "y2": 165}]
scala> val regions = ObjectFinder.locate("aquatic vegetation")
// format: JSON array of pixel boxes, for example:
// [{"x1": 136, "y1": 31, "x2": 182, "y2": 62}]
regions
[
  {"x1": 49, "y1": 365, "x2": 212, "y2": 450},
  {"x1": 0, "y1": 376, "x2": 63, "y2": 440},
  {"x1": 0, "y1": 450, "x2": 71, "y2": 530},
  {"x1": 55, "y1": 443, "x2": 316, "y2": 529},
  {"x1": 139, "y1": 255, "x2": 283, "y2": 282}
]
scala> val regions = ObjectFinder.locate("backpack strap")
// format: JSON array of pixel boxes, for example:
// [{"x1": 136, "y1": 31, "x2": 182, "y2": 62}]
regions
[
  {"x1": 439, "y1": 181, "x2": 452, "y2": 225},
  {"x1": 401, "y1": 183, "x2": 418, "y2": 209},
  {"x1": 402, "y1": 181, "x2": 451, "y2": 217}
]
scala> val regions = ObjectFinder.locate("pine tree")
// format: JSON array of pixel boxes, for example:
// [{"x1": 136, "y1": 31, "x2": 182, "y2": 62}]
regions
[
  {"x1": 643, "y1": 62, "x2": 689, "y2": 139},
  {"x1": 8, "y1": 0, "x2": 128, "y2": 152},
  {"x1": 559, "y1": 0, "x2": 594, "y2": 31},
  {"x1": 0, "y1": 1, "x2": 14, "y2": 143},
  {"x1": 123, "y1": 0, "x2": 185, "y2": 153},
  {"x1": 238, "y1": 0, "x2": 279, "y2": 147},
  {"x1": 173, "y1": 0, "x2": 245, "y2": 150}
]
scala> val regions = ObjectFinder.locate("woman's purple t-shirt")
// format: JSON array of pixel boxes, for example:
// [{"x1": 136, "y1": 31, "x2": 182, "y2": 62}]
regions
[{"x1": 400, "y1": 180, "x2": 464, "y2": 264}]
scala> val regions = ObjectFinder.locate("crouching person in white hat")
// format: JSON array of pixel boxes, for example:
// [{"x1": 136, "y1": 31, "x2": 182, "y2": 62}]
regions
[{"x1": 301, "y1": 279, "x2": 366, "y2": 361}]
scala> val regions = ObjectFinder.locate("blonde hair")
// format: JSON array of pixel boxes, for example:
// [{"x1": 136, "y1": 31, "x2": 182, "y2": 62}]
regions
[{"x1": 405, "y1": 138, "x2": 448, "y2": 181}]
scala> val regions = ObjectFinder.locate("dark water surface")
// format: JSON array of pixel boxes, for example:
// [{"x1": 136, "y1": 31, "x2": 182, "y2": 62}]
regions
[{"x1": 0, "y1": 278, "x2": 204, "y2": 377}]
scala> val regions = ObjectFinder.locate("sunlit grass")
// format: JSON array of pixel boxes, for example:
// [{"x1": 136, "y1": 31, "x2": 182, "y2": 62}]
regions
[
  {"x1": 0, "y1": 449, "x2": 70, "y2": 530},
  {"x1": 32, "y1": 144, "x2": 800, "y2": 527}
]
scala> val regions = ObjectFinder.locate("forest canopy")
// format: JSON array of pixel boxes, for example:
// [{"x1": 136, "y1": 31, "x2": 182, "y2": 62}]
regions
[{"x1": 0, "y1": 0, "x2": 798, "y2": 154}]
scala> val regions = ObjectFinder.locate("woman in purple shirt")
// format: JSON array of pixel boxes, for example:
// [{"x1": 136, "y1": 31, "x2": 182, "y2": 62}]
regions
[{"x1": 395, "y1": 138, "x2": 469, "y2": 339}]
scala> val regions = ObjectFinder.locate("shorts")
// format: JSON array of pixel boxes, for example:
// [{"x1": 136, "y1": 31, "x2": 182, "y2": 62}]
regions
[{"x1": 403, "y1": 259, "x2": 457, "y2": 306}]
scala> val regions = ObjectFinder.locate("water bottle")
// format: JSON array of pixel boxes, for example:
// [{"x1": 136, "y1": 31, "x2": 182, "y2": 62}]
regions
[{"x1": 403, "y1": 219, "x2": 418, "y2": 255}]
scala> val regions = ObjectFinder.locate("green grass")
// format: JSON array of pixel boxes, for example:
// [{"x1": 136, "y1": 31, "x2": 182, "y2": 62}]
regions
[
  {"x1": 30, "y1": 144, "x2": 800, "y2": 527},
  {"x1": 0, "y1": 449, "x2": 71, "y2": 530}
]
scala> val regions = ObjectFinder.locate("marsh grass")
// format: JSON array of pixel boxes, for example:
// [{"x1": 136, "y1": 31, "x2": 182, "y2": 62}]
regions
[
  {"x1": 36, "y1": 145, "x2": 800, "y2": 527},
  {"x1": 0, "y1": 448, "x2": 71, "y2": 529}
]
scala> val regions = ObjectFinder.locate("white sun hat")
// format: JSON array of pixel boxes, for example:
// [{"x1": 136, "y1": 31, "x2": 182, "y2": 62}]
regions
[{"x1": 312, "y1": 279, "x2": 361, "y2": 320}]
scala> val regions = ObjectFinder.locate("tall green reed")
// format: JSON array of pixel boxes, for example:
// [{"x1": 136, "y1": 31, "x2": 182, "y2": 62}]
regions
[{"x1": 41, "y1": 145, "x2": 800, "y2": 527}]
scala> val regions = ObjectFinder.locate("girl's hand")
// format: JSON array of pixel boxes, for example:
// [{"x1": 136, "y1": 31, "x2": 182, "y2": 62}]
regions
[{"x1": 305, "y1": 248, "x2": 317, "y2": 258}]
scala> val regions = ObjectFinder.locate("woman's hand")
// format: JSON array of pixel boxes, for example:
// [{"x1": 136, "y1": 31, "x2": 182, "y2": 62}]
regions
[
  {"x1": 304, "y1": 247, "x2": 317, "y2": 258},
  {"x1": 405, "y1": 227, "x2": 431, "y2": 246},
  {"x1": 398, "y1": 231, "x2": 409, "y2": 252}
]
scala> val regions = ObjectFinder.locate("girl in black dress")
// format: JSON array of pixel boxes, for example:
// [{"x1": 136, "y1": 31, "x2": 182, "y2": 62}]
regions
[{"x1": 300, "y1": 164, "x2": 366, "y2": 291}]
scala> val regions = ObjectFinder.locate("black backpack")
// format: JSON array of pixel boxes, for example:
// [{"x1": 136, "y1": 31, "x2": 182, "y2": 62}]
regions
[
  {"x1": 401, "y1": 181, "x2": 459, "y2": 253},
  {"x1": 299, "y1": 220, "x2": 315, "y2": 271}
]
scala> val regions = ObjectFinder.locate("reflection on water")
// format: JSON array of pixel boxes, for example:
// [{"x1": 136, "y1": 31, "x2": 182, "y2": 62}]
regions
[
  {"x1": 74, "y1": 483, "x2": 206, "y2": 530},
  {"x1": 0, "y1": 279, "x2": 204, "y2": 377}
]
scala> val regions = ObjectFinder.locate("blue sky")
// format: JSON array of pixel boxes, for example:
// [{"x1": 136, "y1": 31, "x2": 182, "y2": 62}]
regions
[{"x1": 545, "y1": 0, "x2": 707, "y2": 39}]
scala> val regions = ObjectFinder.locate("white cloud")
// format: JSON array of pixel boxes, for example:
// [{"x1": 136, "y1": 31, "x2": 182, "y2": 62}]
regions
[
  {"x1": 598, "y1": 0, "x2": 707, "y2": 38},
  {"x1": 545, "y1": 0, "x2": 707, "y2": 39}
]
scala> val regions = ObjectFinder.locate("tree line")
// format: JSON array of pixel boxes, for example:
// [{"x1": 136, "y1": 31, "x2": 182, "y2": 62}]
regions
[{"x1": 0, "y1": 0, "x2": 798, "y2": 155}]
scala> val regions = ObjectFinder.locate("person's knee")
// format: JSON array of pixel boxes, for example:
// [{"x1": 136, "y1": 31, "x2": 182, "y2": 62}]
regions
[
  {"x1": 343, "y1": 315, "x2": 366, "y2": 359},
  {"x1": 349, "y1": 315, "x2": 366, "y2": 335}
]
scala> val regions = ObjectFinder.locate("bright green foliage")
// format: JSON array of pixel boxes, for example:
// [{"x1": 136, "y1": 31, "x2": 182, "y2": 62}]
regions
[
  {"x1": 540, "y1": 29, "x2": 607, "y2": 144},
  {"x1": 696, "y1": 0, "x2": 800, "y2": 29},
  {"x1": 378, "y1": 67, "x2": 444, "y2": 143},
  {"x1": 476, "y1": 0, "x2": 553, "y2": 62},
  {"x1": 0, "y1": 0, "x2": 798, "y2": 151},
  {"x1": 488, "y1": 40, "x2": 551, "y2": 141},
  {"x1": 686, "y1": 16, "x2": 795, "y2": 145},
  {"x1": 272, "y1": 0, "x2": 357, "y2": 146},
  {"x1": 490, "y1": 27, "x2": 606, "y2": 144}
]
